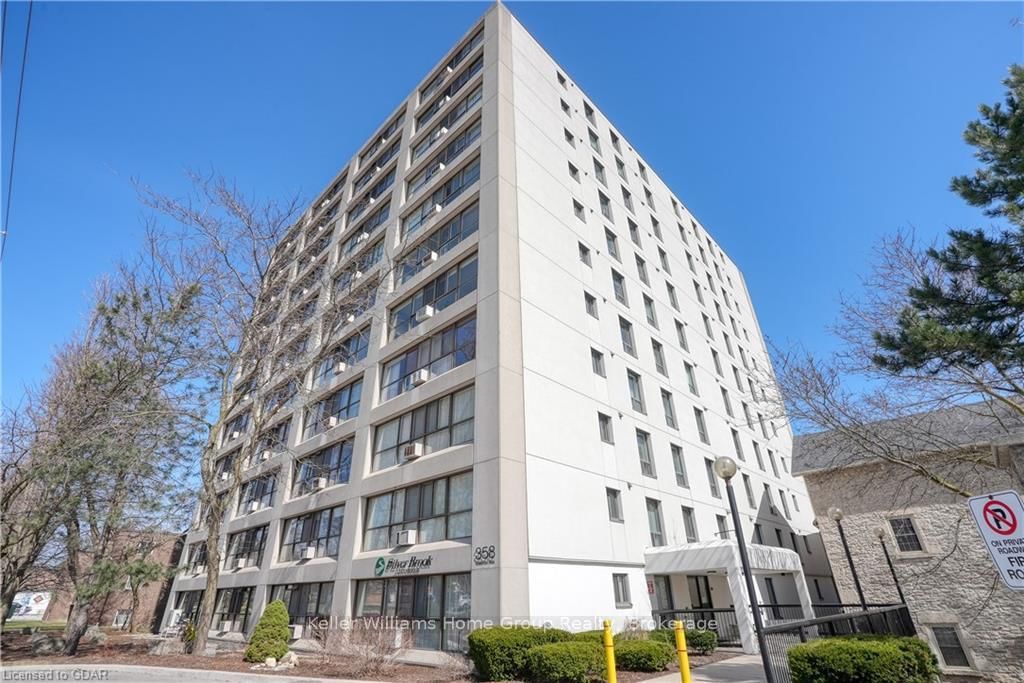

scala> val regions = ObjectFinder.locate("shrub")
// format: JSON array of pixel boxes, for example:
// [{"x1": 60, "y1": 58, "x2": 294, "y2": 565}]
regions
[
  {"x1": 524, "y1": 641, "x2": 606, "y2": 683},
  {"x1": 789, "y1": 636, "x2": 939, "y2": 683},
  {"x1": 570, "y1": 630, "x2": 605, "y2": 644},
  {"x1": 615, "y1": 639, "x2": 674, "y2": 672},
  {"x1": 243, "y1": 600, "x2": 290, "y2": 663},
  {"x1": 644, "y1": 628, "x2": 717, "y2": 654},
  {"x1": 468, "y1": 626, "x2": 574, "y2": 681}
]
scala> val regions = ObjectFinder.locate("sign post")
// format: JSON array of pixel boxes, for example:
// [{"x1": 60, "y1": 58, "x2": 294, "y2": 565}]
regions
[{"x1": 967, "y1": 490, "x2": 1024, "y2": 591}]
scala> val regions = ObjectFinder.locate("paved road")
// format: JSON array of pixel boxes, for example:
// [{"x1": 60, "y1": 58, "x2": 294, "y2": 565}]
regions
[
  {"x1": 0, "y1": 664, "x2": 374, "y2": 683},
  {"x1": 648, "y1": 653, "x2": 767, "y2": 683}
]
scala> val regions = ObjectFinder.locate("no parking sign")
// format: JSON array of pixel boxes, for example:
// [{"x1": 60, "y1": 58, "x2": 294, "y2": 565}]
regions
[{"x1": 967, "y1": 490, "x2": 1024, "y2": 591}]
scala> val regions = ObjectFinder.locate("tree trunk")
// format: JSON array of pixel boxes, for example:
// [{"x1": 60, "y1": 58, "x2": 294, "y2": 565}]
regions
[
  {"x1": 62, "y1": 602, "x2": 90, "y2": 655},
  {"x1": 0, "y1": 595, "x2": 10, "y2": 628},
  {"x1": 128, "y1": 588, "x2": 139, "y2": 632},
  {"x1": 191, "y1": 448, "x2": 223, "y2": 657}
]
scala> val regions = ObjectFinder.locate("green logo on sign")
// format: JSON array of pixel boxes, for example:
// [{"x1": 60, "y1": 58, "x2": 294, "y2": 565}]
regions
[{"x1": 374, "y1": 557, "x2": 387, "y2": 577}]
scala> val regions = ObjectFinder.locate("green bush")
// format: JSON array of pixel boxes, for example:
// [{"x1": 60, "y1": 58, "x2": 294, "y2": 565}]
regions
[
  {"x1": 570, "y1": 630, "x2": 606, "y2": 644},
  {"x1": 524, "y1": 641, "x2": 606, "y2": 683},
  {"x1": 468, "y1": 626, "x2": 574, "y2": 681},
  {"x1": 243, "y1": 600, "x2": 290, "y2": 663},
  {"x1": 615, "y1": 639, "x2": 674, "y2": 672},
  {"x1": 643, "y1": 628, "x2": 717, "y2": 654},
  {"x1": 789, "y1": 636, "x2": 939, "y2": 683}
]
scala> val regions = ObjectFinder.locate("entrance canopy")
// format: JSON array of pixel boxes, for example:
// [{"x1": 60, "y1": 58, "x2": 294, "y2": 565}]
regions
[{"x1": 644, "y1": 539, "x2": 803, "y2": 575}]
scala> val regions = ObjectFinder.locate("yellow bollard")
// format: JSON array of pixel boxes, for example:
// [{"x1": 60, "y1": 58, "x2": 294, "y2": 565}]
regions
[
  {"x1": 673, "y1": 620, "x2": 692, "y2": 683},
  {"x1": 603, "y1": 619, "x2": 617, "y2": 683}
]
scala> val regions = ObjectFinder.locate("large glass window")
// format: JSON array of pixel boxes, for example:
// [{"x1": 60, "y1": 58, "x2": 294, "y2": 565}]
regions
[
  {"x1": 348, "y1": 168, "x2": 396, "y2": 223},
  {"x1": 372, "y1": 387, "x2": 475, "y2": 471},
  {"x1": 224, "y1": 525, "x2": 268, "y2": 569},
  {"x1": 342, "y1": 204, "x2": 390, "y2": 257},
  {"x1": 421, "y1": 28, "x2": 484, "y2": 102},
  {"x1": 354, "y1": 573, "x2": 471, "y2": 652},
  {"x1": 407, "y1": 119, "x2": 482, "y2": 199},
  {"x1": 402, "y1": 159, "x2": 481, "y2": 238},
  {"x1": 416, "y1": 54, "x2": 483, "y2": 131},
  {"x1": 646, "y1": 498, "x2": 665, "y2": 547},
  {"x1": 414, "y1": 85, "x2": 483, "y2": 162},
  {"x1": 280, "y1": 505, "x2": 345, "y2": 562},
  {"x1": 389, "y1": 256, "x2": 478, "y2": 340},
  {"x1": 302, "y1": 377, "x2": 363, "y2": 441},
  {"x1": 270, "y1": 582, "x2": 334, "y2": 629},
  {"x1": 185, "y1": 541, "x2": 207, "y2": 573},
  {"x1": 237, "y1": 472, "x2": 277, "y2": 514},
  {"x1": 212, "y1": 587, "x2": 253, "y2": 632},
  {"x1": 172, "y1": 590, "x2": 204, "y2": 625},
  {"x1": 381, "y1": 317, "x2": 476, "y2": 401},
  {"x1": 353, "y1": 140, "x2": 401, "y2": 193},
  {"x1": 291, "y1": 439, "x2": 353, "y2": 497},
  {"x1": 398, "y1": 203, "x2": 479, "y2": 285},
  {"x1": 359, "y1": 113, "x2": 404, "y2": 166},
  {"x1": 364, "y1": 471, "x2": 473, "y2": 551},
  {"x1": 311, "y1": 327, "x2": 370, "y2": 390}
]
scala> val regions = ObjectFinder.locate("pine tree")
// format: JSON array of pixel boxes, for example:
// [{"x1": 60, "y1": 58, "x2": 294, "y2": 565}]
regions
[{"x1": 243, "y1": 599, "x2": 290, "y2": 662}]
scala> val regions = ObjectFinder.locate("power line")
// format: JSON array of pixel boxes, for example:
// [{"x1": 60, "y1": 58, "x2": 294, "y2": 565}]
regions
[{"x1": 1, "y1": 0, "x2": 34, "y2": 264}]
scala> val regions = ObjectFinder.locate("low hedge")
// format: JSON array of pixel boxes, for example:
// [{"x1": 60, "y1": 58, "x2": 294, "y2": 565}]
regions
[
  {"x1": 524, "y1": 641, "x2": 606, "y2": 683},
  {"x1": 468, "y1": 626, "x2": 574, "y2": 681},
  {"x1": 647, "y1": 628, "x2": 718, "y2": 654},
  {"x1": 615, "y1": 639, "x2": 674, "y2": 672},
  {"x1": 570, "y1": 630, "x2": 605, "y2": 644},
  {"x1": 789, "y1": 636, "x2": 939, "y2": 683}
]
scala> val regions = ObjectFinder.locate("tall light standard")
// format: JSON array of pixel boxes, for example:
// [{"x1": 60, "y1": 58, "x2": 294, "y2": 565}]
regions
[
  {"x1": 714, "y1": 456, "x2": 776, "y2": 683},
  {"x1": 875, "y1": 527, "x2": 906, "y2": 605},
  {"x1": 828, "y1": 507, "x2": 866, "y2": 610}
]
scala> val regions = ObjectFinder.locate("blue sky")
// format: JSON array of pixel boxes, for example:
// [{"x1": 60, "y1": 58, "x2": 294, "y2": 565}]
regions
[{"x1": 2, "y1": 1, "x2": 1021, "y2": 406}]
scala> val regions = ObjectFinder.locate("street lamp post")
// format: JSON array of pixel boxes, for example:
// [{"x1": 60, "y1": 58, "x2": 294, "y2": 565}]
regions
[
  {"x1": 875, "y1": 527, "x2": 906, "y2": 604},
  {"x1": 714, "y1": 456, "x2": 776, "y2": 683},
  {"x1": 828, "y1": 507, "x2": 867, "y2": 610}
]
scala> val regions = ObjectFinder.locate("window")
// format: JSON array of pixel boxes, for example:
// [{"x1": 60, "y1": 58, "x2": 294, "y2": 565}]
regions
[
  {"x1": 186, "y1": 541, "x2": 207, "y2": 573},
  {"x1": 889, "y1": 517, "x2": 924, "y2": 552},
  {"x1": 599, "y1": 192, "x2": 613, "y2": 220},
  {"x1": 585, "y1": 291, "x2": 599, "y2": 318},
  {"x1": 643, "y1": 295, "x2": 658, "y2": 327},
  {"x1": 591, "y1": 348, "x2": 606, "y2": 376},
  {"x1": 561, "y1": 99, "x2": 571, "y2": 115},
  {"x1": 573, "y1": 199, "x2": 586, "y2": 221},
  {"x1": 716, "y1": 515, "x2": 730, "y2": 539},
  {"x1": 593, "y1": 158, "x2": 606, "y2": 186},
  {"x1": 779, "y1": 488, "x2": 791, "y2": 519},
  {"x1": 804, "y1": 536, "x2": 813, "y2": 555},
  {"x1": 628, "y1": 219, "x2": 642, "y2": 246},
  {"x1": 675, "y1": 320, "x2": 689, "y2": 351},
  {"x1": 292, "y1": 440, "x2": 353, "y2": 497},
  {"x1": 557, "y1": 71, "x2": 567, "y2": 87},
  {"x1": 731, "y1": 429, "x2": 745, "y2": 460},
  {"x1": 705, "y1": 458, "x2": 720, "y2": 498},
  {"x1": 694, "y1": 408, "x2": 710, "y2": 444},
  {"x1": 775, "y1": 528, "x2": 784, "y2": 547},
  {"x1": 398, "y1": 202, "x2": 480, "y2": 284},
  {"x1": 578, "y1": 242, "x2": 591, "y2": 265},
  {"x1": 173, "y1": 591, "x2": 204, "y2": 625},
  {"x1": 407, "y1": 119, "x2": 482, "y2": 198},
  {"x1": 355, "y1": 573, "x2": 472, "y2": 652},
  {"x1": 364, "y1": 472, "x2": 472, "y2": 551},
  {"x1": 598, "y1": 412, "x2": 615, "y2": 444},
  {"x1": 564, "y1": 128, "x2": 576, "y2": 146},
  {"x1": 621, "y1": 186, "x2": 634, "y2": 212},
  {"x1": 615, "y1": 156, "x2": 627, "y2": 180},
  {"x1": 610, "y1": 130, "x2": 621, "y2": 153},
  {"x1": 768, "y1": 450, "x2": 780, "y2": 477},
  {"x1": 721, "y1": 388, "x2": 734, "y2": 416},
  {"x1": 635, "y1": 255, "x2": 649, "y2": 284},
  {"x1": 666, "y1": 283, "x2": 679, "y2": 311},
  {"x1": 583, "y1": 101, "x2": 595, "y2": 124},
  {"x1": 212, "y1": 587, "x2": 253, "y2": 632},
  {"x1": 671, "y1": 445, "x2": 688, "y2": 487},
  {"x1": 612, "y1": 573, "x2": 631, "y2": 607},
  {"x1": 651, "y1": 340, "x2": 667, "y2": 375},
  {"x1": 237, "y1": 472, "x2": 277, "y2": 514},
  {"x1": 684, "y1": 362, "x2": 699, "y2": 395},
  {"x1": 792, "y1": 494, "x2": 800, "y2": 512},
  {"x1": 619, "y1": 317, "x2": 636, "y2": 356},
  {"x1": 568, "y1": 162, "x2": 580, "y2": 182},
  {"x1": 627, "y1": 371, "x2": 646, "y2": 413},
  {"x1": 302, "y1": 377, "x2": 363, "y2": 441},
  {"x1": 754, "y1": 524, "x2": 764, "y2": 544},
  {"x1": 280, "y1": 504, "x2": 344, "y2": 561},
  {"x1": 416, "y1": 55, "x2": 483, "y2": 130},
  {"x1": 661, "y1": 390, "x2": 678, "y2": 428},
  {"x1": 402, "y1": 156, "x2": 479, "y2": 236},
  {"x1": 222, "y1": 411, "x2": 250, "y2": 446},
  {"x1": 414, "y1": 86, "x2": 481, "y2": 161},
  {"x1": 270, "y1": 582, "x2": 333, "y2": 627},
  {"x1": 702, "y1": 314, "x2": 714, "y2": 338},
  {"x1": 681, "y1": 506, "x2": 698, "y2": 543},
  {"x1": 646, "y1": 498, "x2": 665, "y2": 546},
  {"x1": 312, "y1": 326, "x2": 370, "y2": 389},
  {"x1": 651, "y1": 215, "x2": 662, "y2": 240},
  {"x1": 611, "y1": 269, "x2": 628, "y2": 304},
  {"x1": 693, "y1": 280, "x2": 705, "y2": 305},
  {"x1": 658, "y1": 247, "x2": 670, "y2": 273},
  {"x1": 588, "y1": 128, "x2": 601, "y2": 153},
  {"x1": 637, "y1": 161, "x2": 648, "y2": 182},
  {"x1": 389, "y1": 255, "x2": 478, "y2": 339},
  {"x1": 606, "y1": 488, "x2": 623, "y2": 522},
  {"x1": 763, "y1": 484, "x2": 775, "y2": 513},
  {"x1": 931, "y1": 626, "x2": 971, "y2": 668},
  {"x1": 743, "y1": 474, "x2": 756, "y2": 507},
  {"x1": 637, "y1": 430, "x2": 656, "y2": 477},
  {"x1": 380, "y1": 317, "x2": 476, "y2": 400},
  {"x1": 605, "y1": 229, "x2": 620, "y2": 260},
  {"x1": 224, "y1": 525, "x2": 268, "y2": 569},
  {"x1": 373, "y1": 386, "x2": 475, "y2": 470}
]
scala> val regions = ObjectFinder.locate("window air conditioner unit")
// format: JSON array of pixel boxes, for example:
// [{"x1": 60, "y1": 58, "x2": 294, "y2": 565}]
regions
[
  {"x1": 379, "y1": 135, "x2": 388, "y2": 145},
  {"x1": 440, "y1": 126, "x2": 449, "y2": 135},
  {"x1": 423, "y1": 250, "x2": 439, "y2": 265},
  {"x1": 301, "y1": 545, "x2": 317, "y2": 560},
  {"x1": 415, "y1": 305, "x2": 436, "y2": 323},
  {"x1": 219, "y1": 472, "x2": 230, "y2": 482},
  {"x1": 356, "y1": 232, "x2": 369, "y2": 243},
  {"x1": 234, "y1": 557, "x2": 248, "y2": 570},
  {"x1": 396, "y1": 529, "x2": 418, "y2": 546},
  {"x1": 230, "y1": 430, "x2": 241, "y2": 440},
  {"x1": 436, "y1": 161, "x2": 446, "y2": 172},
  {"x1": 345, "y1": 313, "x2": 356, "y2": 324},
  {"x1": 374, "y1": 164, "x2": 382, "y2": 172},
  {"x1": 443, "y1": 95, "x2": 452, "y2": 103},
  {"x1": 446, "y1": 65, "x2": 454, "y2": 74},
  {"x1": 353, "y1": 270, "x2": 364, "y2": 281},
  {"x1": 193, "y1": 565, "x2": 206, "y2": 575},
  {"x1": 368, "y1": 196, "x2": 376, "y2": 205},
  {"x1": 302, "y1": 287, "x2": 310, "y2": 295},
  {"x1": 433, "y1": 203, "x2": 444, "y2": 214},
  {"x1": 317, "y1": 224, "x2": 325, "y2": 232},
  {"x1": 247, "y1": 500, "x2": 260, "y2": 513},
  {"x1": 320, "y1": 198, "x2": 330, "y2": 208},
  {"x1": 326, "y1": 415, "x2": 339, "y2": 428},
  {"x1": 169, "y1": 609, "x2": 183, "y2": 627},
  {"x1": 312, "y1": 476, "x2": 328, "y2": 491},
  {"x1": 411, "y1": 368, "x2": 430, "y2": 386},
  {"x1": 334, "y1": 360, "x2": 348, "y2": 374},
  {"x1": 289, "y1": 624, "x2": 304, "y2": 640},
  {"x1": 270, "y1": 294, "x2": 278, "y2": 303},
  {"x1": 260, "y1": 449, "x2": 272, "y2": 462},
  {"x1": 404, "y1": 442, "x2": 425, "y2": 460}
]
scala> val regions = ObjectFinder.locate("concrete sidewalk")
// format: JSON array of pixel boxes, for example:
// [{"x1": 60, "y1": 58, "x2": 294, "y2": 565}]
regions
[{"x1": 648, "y1": 653, "x2": 767, "y2": 683}]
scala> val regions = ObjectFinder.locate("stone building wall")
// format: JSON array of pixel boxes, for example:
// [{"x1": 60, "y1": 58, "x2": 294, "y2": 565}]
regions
[{"x1": 804, "y1": 453, "x2": 1023, "y2": 683}]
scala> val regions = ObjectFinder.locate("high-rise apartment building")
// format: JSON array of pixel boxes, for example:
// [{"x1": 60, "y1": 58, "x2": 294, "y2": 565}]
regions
[{"x1": 162, "y1": 3, "x2": 834, "y2": 656}]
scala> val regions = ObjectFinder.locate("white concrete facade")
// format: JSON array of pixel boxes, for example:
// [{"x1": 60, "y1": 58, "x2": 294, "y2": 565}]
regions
[{"x1": 161, "y1": 3, "x2": 833, "y2": 655}]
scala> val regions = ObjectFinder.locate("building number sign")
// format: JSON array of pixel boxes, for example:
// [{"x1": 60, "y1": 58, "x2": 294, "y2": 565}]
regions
[{"x1": 473, "y1": 544, "x2": 496, "y2": 566}]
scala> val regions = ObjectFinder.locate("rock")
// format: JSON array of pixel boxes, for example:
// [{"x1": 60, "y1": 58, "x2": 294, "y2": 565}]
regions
[
  {"x1": 29, "y1": 633, "x2": 65, "y2": 655},
  {"x1": 148, "y1": 639, "x2": 186, "y2": 656},
  {"x1": 82, "y1": 626, "x2": 107, "y2": 645},
  {"x1": 264, "y1": 657, "x2": 277, "y2": 667},
  {"x1": 280, "y1": 651, "x2": 299, "y2": 666},
  {"x1": 201, "y1": 643, "x2": 218, "y2": 657}
]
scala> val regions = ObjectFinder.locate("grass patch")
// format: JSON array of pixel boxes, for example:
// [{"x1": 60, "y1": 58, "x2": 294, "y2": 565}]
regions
[{"x1": 3, "y1": 621, "x2": 66, "y2": 633}]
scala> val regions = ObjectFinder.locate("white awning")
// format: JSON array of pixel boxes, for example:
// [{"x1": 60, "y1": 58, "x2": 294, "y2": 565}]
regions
[{"x1": 643, "y1": 539, "x2": 803, "y2": 575}]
